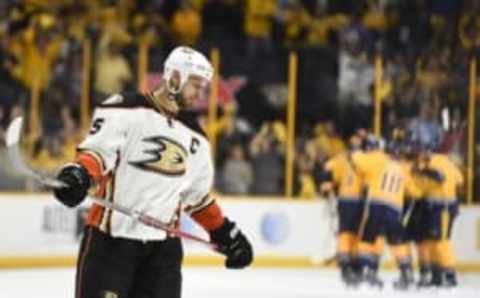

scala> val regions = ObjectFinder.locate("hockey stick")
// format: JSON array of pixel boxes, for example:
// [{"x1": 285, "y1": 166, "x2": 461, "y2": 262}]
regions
[
  {"x1": 5, "y1": 117, "x2": 217, "y2": 251},
  {"x1": 324, "y1": 192, "x2": 339, "y2": 264},
  {"x1": 6, "y1": 118, "x2": 67, "y2": 189},
  {"x1": 356, "y1": 196, "x2": 370, "y2": 243},
  {"x1": 402, "y1": 199, "x2": 416, "y2": 227},
  {"x1": 310, "y1": 193, "x2": 338, "y2": 266},
  {"x1": 87, "y1": 196, "x2": 218, "y2": 250}
]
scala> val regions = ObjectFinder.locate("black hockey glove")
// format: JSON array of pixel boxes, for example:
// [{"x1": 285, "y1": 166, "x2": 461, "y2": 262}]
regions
[
  {"x1": 209, "y1": 218, "x2": 253, "y2": 269},
  {"x1": 53, "y1": 164, "x2": 91, "y2": 208}
]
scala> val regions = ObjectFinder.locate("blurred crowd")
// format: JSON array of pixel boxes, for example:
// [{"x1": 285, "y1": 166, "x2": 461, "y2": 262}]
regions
[{"x1": 0, "y1": 0, "x2": 478, "y2": 199}]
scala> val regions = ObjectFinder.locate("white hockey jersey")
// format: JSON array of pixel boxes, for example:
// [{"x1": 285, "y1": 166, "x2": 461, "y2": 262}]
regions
[{"x1": 79, "y1": 93, "x2": 214, "y2": 241}]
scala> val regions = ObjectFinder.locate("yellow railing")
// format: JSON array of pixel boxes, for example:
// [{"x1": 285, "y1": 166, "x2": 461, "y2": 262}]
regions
[
  {"x1": 207, "y1": 48, "x2": 220, "y2": 158},
  {"x1": 29, "y1": 76, "x2": 41, "y2": 139},
  {"x1": 285, "y1": 52, "x2": 298, "y2": 198},
  {"x1": 467, "y1": 57, "x2": 477, "y2": 205},
  {"x1": 80, "y1": 39, "x2": 92, "y2": 132},
  {"x1": 137, "y1": 40, "x2": 149, "y2": 93},
  {"x1": 373, "y1": 54, "x2": 383, "y2": 137}
]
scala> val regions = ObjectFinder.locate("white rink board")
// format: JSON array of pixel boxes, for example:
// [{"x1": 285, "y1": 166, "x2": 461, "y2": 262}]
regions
[
  {"x1": 451, "y1": 206, "x2": 480, "y2": 261},
  {"x1": 0, "y1": 194, "x2": 479, "y2": 263},
  {"x1": 0, "y1": 195, "x2": 80, "y2": 256},
  {"x1": 181, "y1": 199, "x2": 336, "y2": 258},
  {"x1": 0, "y1": 194, "x2": 336, "y2": 259}
]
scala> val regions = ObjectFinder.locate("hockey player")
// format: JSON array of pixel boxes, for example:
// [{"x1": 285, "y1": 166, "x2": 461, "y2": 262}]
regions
[
  {"x1": 356, "y1": 135, "x2": 386, "y2": 282},
  {"x1": 352, "y1": 135, "x2": 422, "y2": 289},
  {"x1": 53, "y1": 46, "x2": 253, "y2": 298},
  {"x1": 400, "y1": 138, "x2": 432, "y2": 288},
  {"x1": 414, "y1": 144, "x2": 463, "y2": 287},
  {"x1": 319, "y1": 136, "x2": 363, "y2": 286}
]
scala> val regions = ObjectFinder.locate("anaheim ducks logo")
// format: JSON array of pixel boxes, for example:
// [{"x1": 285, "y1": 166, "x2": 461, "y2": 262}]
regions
[{"x1": 129, "y1": 136, "x2": 188, "y2": 176}]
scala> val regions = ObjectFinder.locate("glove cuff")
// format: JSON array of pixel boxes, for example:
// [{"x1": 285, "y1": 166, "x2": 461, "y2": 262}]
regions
[
  {"x1": 59, "y1": 163, "x2": 92, "y2": 188},
  {"x1": 209, "y1": 217, "x2": 237, "y2": 244}
]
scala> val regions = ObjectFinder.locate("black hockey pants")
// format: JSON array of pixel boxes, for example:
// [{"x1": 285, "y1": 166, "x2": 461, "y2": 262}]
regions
[{"x1": 75, "y1": 226, "x2": 183, "y2": 298}]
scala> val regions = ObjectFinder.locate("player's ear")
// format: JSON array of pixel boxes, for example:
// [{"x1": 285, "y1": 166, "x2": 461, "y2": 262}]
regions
[{"x1": 168, "y1": 70, "x2": 181, "y2": 92}]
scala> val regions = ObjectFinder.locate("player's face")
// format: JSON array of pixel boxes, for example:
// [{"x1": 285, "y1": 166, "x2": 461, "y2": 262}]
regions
[{"x1": 179, "y1": 75, "x2": 207, "y2": 108}]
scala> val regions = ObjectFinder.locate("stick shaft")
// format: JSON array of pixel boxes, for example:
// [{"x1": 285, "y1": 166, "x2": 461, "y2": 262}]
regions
[{"x1": 88, "y1": 196, "x2": 217, "y2": 249}]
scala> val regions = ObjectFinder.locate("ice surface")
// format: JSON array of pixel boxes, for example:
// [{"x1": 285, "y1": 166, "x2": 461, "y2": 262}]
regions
[{"x1": 0, "y1": 267, "x2": 478, "y2": 298}]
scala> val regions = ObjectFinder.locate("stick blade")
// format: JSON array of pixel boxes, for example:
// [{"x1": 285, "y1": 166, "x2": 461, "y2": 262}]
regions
[{"x1": 6, "y1": 117, "x2": 24, "y2": 147}]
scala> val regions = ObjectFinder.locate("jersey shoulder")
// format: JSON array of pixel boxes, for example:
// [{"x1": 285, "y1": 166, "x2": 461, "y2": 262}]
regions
[
  {"x1": 328, "y1": 153, "x2": 348, "y2": 169},
  {"x1": 97, "y1": 92, "x2": 153, "y2": 109},
  {"x1": 387, "y1": 159, "x2": 403, "y2": 172},
  {"x1": 352, "y1": 151, "x2": 369, "y2": 164},
  {"x1": 324, "y1": 155, "x2": 338, "y2": 169},
  {"x1": 430, "y1": 154, "x2": 453, "y2": 170},
  {"x1": 369, "y1": 151, "x2": 390, "y2": 167},
  {"x1": 400, "y1": 160, "x2": 413, "y2": 171},
  {"x1": 176, "y1": 110, "x2": 208, "y2": 139}
]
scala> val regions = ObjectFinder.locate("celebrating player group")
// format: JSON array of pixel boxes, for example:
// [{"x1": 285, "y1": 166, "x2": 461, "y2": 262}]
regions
[{"x1": 320, "y1": 132, "x2": 462, "y2": 290}]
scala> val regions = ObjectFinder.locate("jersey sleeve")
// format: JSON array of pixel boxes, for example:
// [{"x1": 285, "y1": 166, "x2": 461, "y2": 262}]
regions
[
  {"x1": 351, "y1": 151, "x2": 369, "y2": 178},
  {"x1": 182, "y1": 139, "x2": 215, "y2": 214},
  {"x1": 451, "y1": 162, "x2": 464, "y2": 186},
  {"x1": 77, "y1": 96, "x2": 131, "y2": 174},
  {"x1": 324, "y1": 158, "x2": 337, "y2": 180},
  {"x1": 405, "y1": 170, "x2": 423, "y2": 199}
]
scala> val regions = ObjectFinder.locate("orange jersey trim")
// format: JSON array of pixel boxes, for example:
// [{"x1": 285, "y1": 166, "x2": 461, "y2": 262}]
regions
[
  {"x1": 76, "y1": 152, "x2": 103, "y2": 183},
  {"x1": 191, "y1": 202, "x2": 224, "y2": 232},
  {"x1": 86, "y1": 204, "x2": 103, "y2": 227},
  {"x1": 85, "y1": 175, "x2": 109, "y2": 227}
]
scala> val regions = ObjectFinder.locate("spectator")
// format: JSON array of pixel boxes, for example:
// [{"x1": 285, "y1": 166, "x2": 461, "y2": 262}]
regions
[
  {"x1": 398, "y1": 0, "x2": 434, "y2": 58},
  {"x1": 31, "y1": 136, "x2": 72, "y2": 174},
  {"x1": 171, "y1": 0, "x2": 202, "y2": 46},
  {"x1": 407, "y1": 99, "x2": 444, "y2": 147},
  {"x1": 282, "y1": 1, "x2": 311, "y2": 48},
  {"x1": 458, "y1": 9, "x2": 480, "y2": 51},
  {"x1": 337, "y1": 19, "x2": 374, "y2": 135},
  {"x1": 249, "y1": 122, "x2": 284, "y2": 195},
  {"x1": 0, "y1": 28, "x2": 26, "y2": 110},
  {"x1": 362, "y1": 0, "x2": 389, "y2": 34},
  {"x1": 216, "y1": 104, "x2": 253, "y2": 168},
  {"x1": 295, "y1": 140, "x2": 317, "y2": 199},
  {"x1": 313, "y1": 121, "x2": 346, "y2": 159},
  {"x1": 9, "y1": 13, "x2": 65, "y2": 91},
  {"x1": 41, "y1": 87, "x2": 64, "y2": 139},
  {"x1": 244, "y1": 0, "x2": 277, "y2": 59},
  {"x1": 94, "y1": 35, "x2": 133, "y2": 102},
  {"x1": 307, "y1": 4, "x2": 349, "y2": 47},
  {"x1": 220, "y1": 143, "x2": 253, "y2": 195},
  {"x1": 439, "y1": 107, "x2": 465, "y2": 165},
  {"x1": 392, "y1": 80, "x2": 420, "y2": 120},
  {"x1": 416, "y1": 53, "x2": 448, "y2": 93},
  {"x1": 9, "y1": 104, "x2": 24, "y2": 121}
]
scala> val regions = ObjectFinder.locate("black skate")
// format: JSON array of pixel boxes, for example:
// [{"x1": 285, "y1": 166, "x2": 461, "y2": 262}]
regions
[
  {"x1": 440, "y1": 270, "x2": 457, "y2": 288},
  {"x1": 393, "y1": 268, "x2": 414, "y2": 290},
  {"x1": 416, "y1": 272, "x2": 431, "y2": 289},
  {"x1": 428, "y1": 266, "x2": 442, "y2": 287},
  {"x1": 362, "y1": 268, "x2": 384, "y2": 289},
  {"x1": 341, "y1": 267, "x2": 360, "y2": 288}
]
